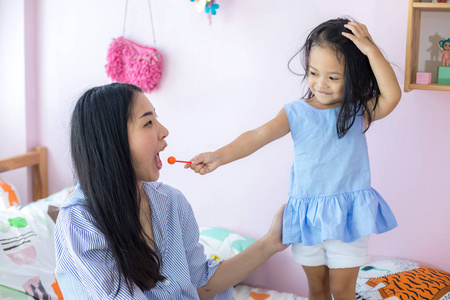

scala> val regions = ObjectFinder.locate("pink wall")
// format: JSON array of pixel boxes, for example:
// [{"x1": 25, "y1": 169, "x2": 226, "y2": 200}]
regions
[
  {"x1": 0, "y1": 1, "x2": 29, "y2": 202},
  {"x1": 2, "y1": 0, "x2": 449, "y2": 296}
]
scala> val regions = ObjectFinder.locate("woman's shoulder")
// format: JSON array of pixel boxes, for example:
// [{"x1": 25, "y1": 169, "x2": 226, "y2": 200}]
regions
[
  {"x1": 59, "y1": 183, "x2": 87, "y2": 209},
  {"x1": 55, "y1": 187, "x2": 103, "y2": 237},
  {"x1": 57, "y1": 186, "x2": 93, "y2": 220}
]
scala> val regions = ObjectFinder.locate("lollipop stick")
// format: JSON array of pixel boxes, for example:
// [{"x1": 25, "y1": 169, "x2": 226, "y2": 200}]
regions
[{"x1": 168, "y1": 156, "x2": 192, "y2": 164}]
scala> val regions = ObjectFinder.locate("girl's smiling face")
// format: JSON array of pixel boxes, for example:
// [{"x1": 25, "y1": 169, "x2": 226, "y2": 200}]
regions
[
  {"x1": 127, "y1": 92, "x2": 169, "y2": 182},
  {"x1": 307, "y1": 46, "x2": 345, "y2": 109}
]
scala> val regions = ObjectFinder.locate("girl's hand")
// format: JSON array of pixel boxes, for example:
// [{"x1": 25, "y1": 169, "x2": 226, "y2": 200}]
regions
[
  {"x1": 342, "y1": 22, "x2": 378, "y2": 57},
  {"x1": 262, "y1": 203, "x2": 289, "y2": 254},
  {"x1": 343, "y1": 21, "x2": 401, "y2": 122},
  {"x1": 184, "y1": 152, "x2": 222, "y2": 175}
]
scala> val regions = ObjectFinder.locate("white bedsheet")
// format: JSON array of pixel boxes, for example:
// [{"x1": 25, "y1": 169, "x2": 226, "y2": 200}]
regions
[{"x1": 233, "y1": 284, "x2": 307, "y2": 300}]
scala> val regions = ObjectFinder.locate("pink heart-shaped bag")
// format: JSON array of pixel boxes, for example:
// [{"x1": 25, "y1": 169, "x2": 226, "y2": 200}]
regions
[{"x1": 105, "y1": 37, "x2": 162, "y2": 93}]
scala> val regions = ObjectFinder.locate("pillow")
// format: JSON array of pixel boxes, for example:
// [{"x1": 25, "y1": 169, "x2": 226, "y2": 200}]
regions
[
  {"x1": 19, "y1": 186, "x2": 75, "y2": 219},
  {"x1": 0, "y1": 187, "x2": 74, "y2": 300},
  {"x1": 0, "y1": 178, "x2": 20, "y2": 209},
  {"x1": 233, "y1": 284, "x2": 307, "y2": 300},
  {"x1": 356, "y1": 259, "x2": 450, "y2": 300},
  {"x1": 199, "y1": 227, "x2": 256, "y2": 261}
]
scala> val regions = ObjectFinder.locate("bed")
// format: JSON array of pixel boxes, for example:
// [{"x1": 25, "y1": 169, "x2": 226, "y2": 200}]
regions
[
  {"x1": 0, "y1": 147, "x2": 48, "y2": 203},
  {"x1": 1, "y1": 148, "x2": 449, "y2": 300}
]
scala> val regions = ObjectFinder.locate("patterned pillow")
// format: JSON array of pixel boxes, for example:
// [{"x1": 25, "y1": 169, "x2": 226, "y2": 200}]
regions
[
  {"x1": 0, "y1": 187, "x2": 74, "y2": 300},
  {"x1": 0, "y1": 178, "x2": 20, "y2": 209},
  {"x1": 199, "y1": 227, "x2": 256, "y2": 261},
  {"x1": 356, "y1": 259, "x2": 450, "y2": 300}
]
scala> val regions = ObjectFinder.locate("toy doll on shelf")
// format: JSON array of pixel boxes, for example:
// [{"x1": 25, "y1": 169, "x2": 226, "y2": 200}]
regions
[{"x1": 439, "y1": 38, "x2": 450, "y2": 67}]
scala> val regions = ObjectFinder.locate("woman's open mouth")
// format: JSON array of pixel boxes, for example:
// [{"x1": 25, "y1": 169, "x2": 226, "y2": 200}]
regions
[{"x1": 155, "y1": 153, "x2": 162, "y2": 170}]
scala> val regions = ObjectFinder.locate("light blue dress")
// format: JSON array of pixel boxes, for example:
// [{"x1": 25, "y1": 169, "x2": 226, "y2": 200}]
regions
[{"x1": 282, "y1": 99, "x2": 398, "y2": 246}]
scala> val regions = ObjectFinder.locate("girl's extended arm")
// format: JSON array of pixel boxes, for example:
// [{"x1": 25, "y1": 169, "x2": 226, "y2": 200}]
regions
[
  {"x1": 342, "y1": 22, "x2": 402, "y2": 122},
  {"x1": 187, "y1": 108, "x2": 290, "y2": 175},
  {"x1": 197, "y1": 204, "x2": 288, "y2": 300}
]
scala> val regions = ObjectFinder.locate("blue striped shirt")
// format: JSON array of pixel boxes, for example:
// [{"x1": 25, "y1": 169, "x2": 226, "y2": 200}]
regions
[{"x1": 54, "y1": 182, "x2": 232, "y2": 299}]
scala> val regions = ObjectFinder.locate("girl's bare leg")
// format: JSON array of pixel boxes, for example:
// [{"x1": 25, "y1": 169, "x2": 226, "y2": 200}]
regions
[
  {"x1": 329, "y1": 267, "x2": 359, "y2": 300},
  {"x1": 302, "y1": 265, "x2": 332, "y2": 300}
]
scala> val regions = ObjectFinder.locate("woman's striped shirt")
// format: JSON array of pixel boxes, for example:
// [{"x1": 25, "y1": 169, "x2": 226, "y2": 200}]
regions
[{"x1": 54, "y1": 182, "x2": 232, "y2": 299}]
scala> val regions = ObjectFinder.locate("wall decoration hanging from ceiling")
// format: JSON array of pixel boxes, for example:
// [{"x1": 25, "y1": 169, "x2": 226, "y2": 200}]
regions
[
  {"x1": 105, "y1": 0, "x2": 162, "y2": 93},
  {"x1": 190, "y1": 0, "x2": 220, "y2": 18}
]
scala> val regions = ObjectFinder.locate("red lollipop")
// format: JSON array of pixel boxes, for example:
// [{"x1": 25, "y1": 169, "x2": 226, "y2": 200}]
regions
[{"x1": 167, "y1": 156, "x2": 192, "y2": 164}]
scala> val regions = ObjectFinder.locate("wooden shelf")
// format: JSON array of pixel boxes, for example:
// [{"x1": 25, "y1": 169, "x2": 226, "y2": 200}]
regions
[
  {"x1": 404, "y1": 0, "x2": 450, "y2": 92},
  {"x1": 408, "y1": 83, "x2": 450, "y2": 91},
  {"x1": 412, "y1": 3, "x2": 450, "y2": 11}
]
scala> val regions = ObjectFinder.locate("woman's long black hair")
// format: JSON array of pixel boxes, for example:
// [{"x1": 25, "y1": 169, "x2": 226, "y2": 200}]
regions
[
  {"x1": 292, "y1": 17, "x2": 380, "y2": 138},
  {"x1": 70, "y1": 83, "x2": 165, "y2": 295}
]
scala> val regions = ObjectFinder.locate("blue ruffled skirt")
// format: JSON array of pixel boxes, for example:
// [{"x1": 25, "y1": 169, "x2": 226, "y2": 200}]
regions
[{"x1": 282, "y1": 188, "x2": 398, "y2": 246}]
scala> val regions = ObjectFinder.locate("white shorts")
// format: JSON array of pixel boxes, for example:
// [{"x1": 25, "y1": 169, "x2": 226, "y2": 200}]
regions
[{"x1": 291, "y1": 236, "x2": 370, "y2": 269}]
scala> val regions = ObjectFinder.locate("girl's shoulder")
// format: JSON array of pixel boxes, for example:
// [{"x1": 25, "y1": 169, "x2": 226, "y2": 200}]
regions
[
  {"x1": 284, "y1": 99, "x2": 340, "y2": 124},
  {"x1": 284, "y1": 99, "x2": 306, "y2": 116},
  {"x1": 284, "y1": 99, "x2": 305, "y2": 109},
  {"x1": 285, "y1": 99, "x2": 341, "y2": 111}
]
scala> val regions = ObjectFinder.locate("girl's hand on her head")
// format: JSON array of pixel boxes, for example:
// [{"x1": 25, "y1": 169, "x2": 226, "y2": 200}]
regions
[
  {"x1": 263, "y1": 203, "x2": 289, "y2": 254},
  {"x1": 342, "y1": 22, "x2": 379, "y2": 57},
  {"x1": 185, "y1": 152, "x2": 221, "y2": 175}
]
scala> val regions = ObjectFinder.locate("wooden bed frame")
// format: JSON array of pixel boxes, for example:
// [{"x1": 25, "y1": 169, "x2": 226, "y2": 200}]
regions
[{"x1": 0, "y1": 147, "x2": 48, "y2": 202}]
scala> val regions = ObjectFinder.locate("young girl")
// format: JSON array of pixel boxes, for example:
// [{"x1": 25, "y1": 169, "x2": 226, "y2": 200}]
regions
[
  {"x1": 54, "y1": 83, "x2": 287, "y2": 299},
  {"x1": 187, "y1": 18, "x2": 401, "y2": 300}
]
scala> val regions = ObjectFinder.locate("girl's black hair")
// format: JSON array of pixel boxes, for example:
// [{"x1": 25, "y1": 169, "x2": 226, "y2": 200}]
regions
[
  {"x1": 291, "y1": 17, "x2": 380, "y2": 138},
  {"x1": 70, "y1": 83, "x2": 165, "y2": 295}
]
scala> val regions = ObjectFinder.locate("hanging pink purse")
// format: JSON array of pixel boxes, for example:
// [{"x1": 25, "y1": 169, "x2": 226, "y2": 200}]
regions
[
  {"x1": 105, "y1": 37, "x2": 162, "y2": 93},
  {"x1": 105, "y1": 0, "x2": 162, "y2": 93}
]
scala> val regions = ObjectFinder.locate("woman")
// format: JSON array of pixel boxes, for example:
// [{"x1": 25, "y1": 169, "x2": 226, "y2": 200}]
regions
[{"x1": 54, "y1": 83, "x2": 287, "y2": 299}]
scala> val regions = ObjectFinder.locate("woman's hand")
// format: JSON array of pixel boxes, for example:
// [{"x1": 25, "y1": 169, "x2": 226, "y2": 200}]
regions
[
  {"x1": 261, "y1": 203, "x2": 289, "y2": 254},
  {"x1": 197, "y1": 203, "x2": 288, "y2": 299}
]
